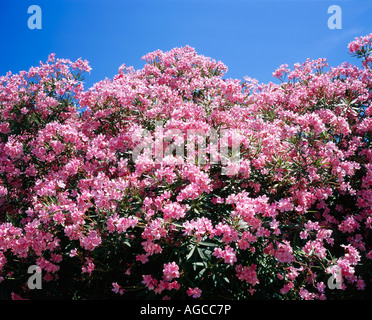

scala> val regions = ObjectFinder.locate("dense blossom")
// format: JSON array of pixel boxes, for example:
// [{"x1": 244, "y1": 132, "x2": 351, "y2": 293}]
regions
[{"x1": 0, "y1": 34, "x2": 371, "y2": 300}]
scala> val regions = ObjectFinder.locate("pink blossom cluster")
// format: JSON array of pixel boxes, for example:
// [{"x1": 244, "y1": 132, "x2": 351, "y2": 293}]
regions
[
  {"x1": 0, "y1": 35, "x2": 372, "y2": 300},
  {"x1": 236, "y1": 264, "x2": 259, "y2": 287}
]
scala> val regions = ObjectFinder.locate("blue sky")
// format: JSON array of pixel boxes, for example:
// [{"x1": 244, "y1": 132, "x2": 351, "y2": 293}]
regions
[{"x1": 1, "y1": 0, "x2": 372, "y2": 89}]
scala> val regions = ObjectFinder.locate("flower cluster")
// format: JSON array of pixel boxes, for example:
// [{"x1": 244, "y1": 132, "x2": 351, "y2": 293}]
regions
[{"x1": 0, "y1": 35, "x2": 371, "y2": 300}]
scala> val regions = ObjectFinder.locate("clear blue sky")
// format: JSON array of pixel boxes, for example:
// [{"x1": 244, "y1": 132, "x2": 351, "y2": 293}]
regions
[{"x1": 1, "y1": 0, "x2": 372, "y2": 88}]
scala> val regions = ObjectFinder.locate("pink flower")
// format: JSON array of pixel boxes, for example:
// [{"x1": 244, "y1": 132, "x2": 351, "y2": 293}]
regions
[
  {"x1": 162, "y1": 202, "x2": 186, "y2": 221},
  {"x1": 236, "y1": 264, "x2": 259, "y2": 286},
  {"x1": 4, "y1": 137, "x2": 23, "y2": 159},
  {"x1": 0, "y1": 186, "x2": 8, "y2": 198},
  {"x1": 366, "y1": 251, "x2": 372, "y2": 260},
  {"x1": 213, "y1": 246, "x2": 237, "y2": 265},
  {"x1": 300, "y1": 230, "x2": 308, "y2": 239},
  {"x1": 272, "y1": 64, "x2": 290, "y2": 79},
  {"x1": 187, "y1": 287, "x2": 202, "y2": 298},
  {"x1": 303, "y1": 240, "x2": 326, "y2": 259},
  {"x1": 183, "y1": 217, "x2": 214, "y2": 242},
  {"x1": 163, "y1": 262, "x2": 180, "y2": 281},
  {"x1": 80, "y1": 230, "x2": 102, "y2": 251},
  {"x1": 316, "y1": 282, "x2": 326, "y2": 293},
  {"x1": 299, "y1": 287, "x2": 315, "y2": 300},
  {"x1": 214, "y1": 222, "x2": 239, "y2": 244},
  {"x1": 136, "y1": 254, "x2": 149, "y2": 264},
  {"x1": 112, "y1": 282, "x2": 124, "y2": 295},
  {"x1": 348, "y1": 41, "x2": 361, "y2": 53},
  {"x1": 169, "y1": 280, "x2": 180, "y2": 291},
  {"x1": 142, "y1": 275, "x2": 157, "y2": 290},
  {"x1": 280, "y1": 282, "x2": 294, "y2": 294},
  {"x1": 356, "y1": 278, "x2": 365, "y2": 290},
  {"x1": 0, "y1": 122, "x2": 10, "y2": 134},
  {"x1": 142, "y1": 218, "x2": 167, "y2": 241},
  {"x1": 274, "y1": 242, "x2": 294, "y2": 263},
  {"x1": 52, "y1": 211, "x2": 65, "y2": 225},
  {"x1": 69, "y1": 248, "x2": 78, "y2": 257},
  {"x1": 339, "y1": 216, "x2": 360, "y2": 233},
  {"x1": 82, "y1": 258, "x2": 95, "y2": 275},
  {"x1": 11, "y1": 292, "x2": 28, "y2": 300},
  {"x1": 212, "y1": 197, "x2": 224, "y2": 204}
]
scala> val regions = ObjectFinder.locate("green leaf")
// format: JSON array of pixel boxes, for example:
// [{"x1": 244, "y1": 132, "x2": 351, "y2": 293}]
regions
[
  {"x1": 186, "y1": 245, "x2": 196, "y2": 261},
  {"x1": 197, "y1": 247, "x2": 206, "y2": 260},
  {"x1": 198, "y1": 241, "x2": 219, "y2": 247}
]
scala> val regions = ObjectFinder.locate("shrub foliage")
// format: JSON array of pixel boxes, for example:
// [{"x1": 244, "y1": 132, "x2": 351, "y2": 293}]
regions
[{"x1": 0, "y1": 34, "x2": 372, "y2": 300}]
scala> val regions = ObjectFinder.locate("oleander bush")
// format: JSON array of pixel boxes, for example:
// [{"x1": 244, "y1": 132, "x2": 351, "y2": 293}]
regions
[{"x1": 0, "y1": 34, "x2": 372, "y2": 300}]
